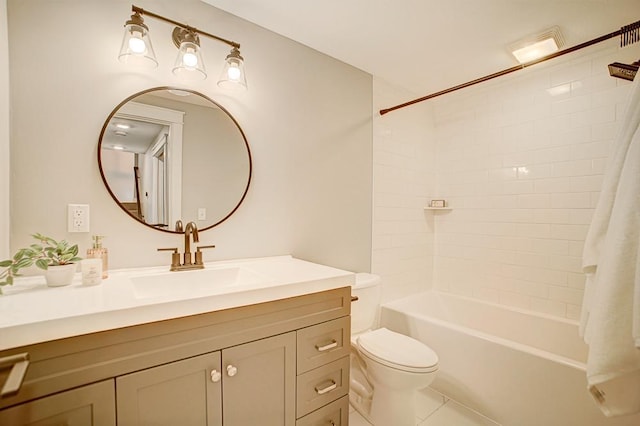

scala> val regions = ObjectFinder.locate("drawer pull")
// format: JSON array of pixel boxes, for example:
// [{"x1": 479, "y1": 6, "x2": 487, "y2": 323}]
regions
[
  {"x1": 0, "y1": 352, "x2": 30, "y2": 398},
  {"x1": 315, "y1": 379, "x2": 337, "y2": 395},
  {"x1": 315, "y1": 340, "x2": 338, "y2": 352}
]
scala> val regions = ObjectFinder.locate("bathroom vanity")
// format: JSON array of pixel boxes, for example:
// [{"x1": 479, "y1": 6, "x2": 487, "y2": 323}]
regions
[{"x1": 0, "y1": 256, "x2": 353, "y2": 426}]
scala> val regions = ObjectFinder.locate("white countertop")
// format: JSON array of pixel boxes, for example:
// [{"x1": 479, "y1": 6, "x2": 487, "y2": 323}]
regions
[{"x1": 0, "y1": 255, "x2": 355, "y2": 351}]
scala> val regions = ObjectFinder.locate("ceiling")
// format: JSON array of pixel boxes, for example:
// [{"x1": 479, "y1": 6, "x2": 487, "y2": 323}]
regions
[{"x1": 201, "y1": 0, "x2": 639, "y2": 97}]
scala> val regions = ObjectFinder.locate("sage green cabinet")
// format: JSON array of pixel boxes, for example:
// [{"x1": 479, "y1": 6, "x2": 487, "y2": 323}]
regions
[
  {"x1": 116, "y1": 352, "x2": 222, "y2": 426},
  {"x1": 0, "y1": 380, "x2": 115, "y2": 426},
  {"x1": 116, "y1": 332, "x2": 296, "y2": 426},
  {"x1": 222, "y1": 332, "x2": 296, "y2": 426}
]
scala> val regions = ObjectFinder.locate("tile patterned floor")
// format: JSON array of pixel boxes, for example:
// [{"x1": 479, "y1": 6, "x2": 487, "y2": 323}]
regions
[{"x1": 349, "y1": 387, "x2": 501, "y2": 426}]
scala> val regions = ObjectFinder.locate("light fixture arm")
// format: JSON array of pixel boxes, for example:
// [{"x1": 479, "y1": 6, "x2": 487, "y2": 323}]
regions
[{"x1": 131, "y1": 5, "x2": 241, "y2": 50}]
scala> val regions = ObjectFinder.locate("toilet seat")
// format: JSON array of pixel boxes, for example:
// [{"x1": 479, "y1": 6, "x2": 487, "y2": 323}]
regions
[{"x1": 357, "y1": 328, "x2": 438, "y2": 373}]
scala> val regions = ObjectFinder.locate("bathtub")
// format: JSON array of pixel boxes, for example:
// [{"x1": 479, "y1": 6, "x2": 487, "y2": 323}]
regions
[{"x1": 380, "y1": 291, "x2": 640, "y2": 426}]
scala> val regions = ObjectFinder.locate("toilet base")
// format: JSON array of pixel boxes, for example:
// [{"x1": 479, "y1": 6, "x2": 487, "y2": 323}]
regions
[{"x1": 369, "y1": 384, "x2": 417, "y2": 426}]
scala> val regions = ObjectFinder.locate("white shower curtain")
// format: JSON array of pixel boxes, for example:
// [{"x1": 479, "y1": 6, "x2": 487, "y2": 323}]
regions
[{"x1": 580, "y1": 74, "x2": 640, "y2": 417}]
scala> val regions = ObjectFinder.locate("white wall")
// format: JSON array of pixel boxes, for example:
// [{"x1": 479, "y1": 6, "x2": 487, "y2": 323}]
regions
[
  {"x1": 7, "y1": 0, "x2": 372, "y2": 272},
  {"x1": 0, "y1": 0, "x2": 9, "y2": 259},
  {"x1": 431, "y1": 41, "x2": 640, "y2": 319},
  {"x1": 372, "y1": 78, "x2": 436, "y2": 303}
]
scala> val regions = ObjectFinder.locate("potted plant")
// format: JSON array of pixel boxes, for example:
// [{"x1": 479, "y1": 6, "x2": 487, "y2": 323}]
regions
[{"x1": 0, "y1": 233, "x2": 82, "y2": 292}]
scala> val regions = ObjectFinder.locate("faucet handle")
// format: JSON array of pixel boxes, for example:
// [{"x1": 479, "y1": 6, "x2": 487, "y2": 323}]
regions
[
  {"x1": 158, "y1": 247, "x2": 180, "y2": 269},
  {"x1": 195, "y1": 245, "x2": 216, "y2": 265}
]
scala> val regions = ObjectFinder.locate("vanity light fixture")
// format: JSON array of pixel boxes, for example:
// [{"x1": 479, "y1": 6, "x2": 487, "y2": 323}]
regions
[
  {"x1": 118, "y1": 5, "x2": 248, "y2": 89},
  {"x1": 172, "y1": 28, "x2": 207, "y2": 80},
  {"x1": 510, "y1": 26, "x2": 564, "y2": 64},
  {"x1": 118, "y1": 9, "x2": 158, "y2": 68}
]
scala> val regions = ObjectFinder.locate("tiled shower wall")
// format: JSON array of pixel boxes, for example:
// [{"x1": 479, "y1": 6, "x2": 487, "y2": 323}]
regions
[
  {"x1": 372, "y1": 80, "x2": 437, "y2": 303},
  {"x1": 431, "y1": 42, "x2": 640, "y2": 319}
]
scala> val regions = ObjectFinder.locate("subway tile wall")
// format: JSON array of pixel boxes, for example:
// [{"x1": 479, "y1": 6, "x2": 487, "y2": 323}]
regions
[
  {"x1": 373, "y1": 80, "x2": 437, "y2": 303},
  {"x1": 431, "y1": 42, "x2": 639, "y2": 319}
]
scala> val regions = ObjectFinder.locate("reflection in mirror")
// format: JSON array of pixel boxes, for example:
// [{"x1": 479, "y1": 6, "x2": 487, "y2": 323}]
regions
[{"x1": 98, "y1": 88, "x2": 251, "y2": 233}]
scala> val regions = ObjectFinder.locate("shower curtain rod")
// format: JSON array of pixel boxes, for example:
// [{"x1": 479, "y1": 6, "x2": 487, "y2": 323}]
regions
[{"x1": 380, "y1": 19, "x2": 640, "y2": 116}]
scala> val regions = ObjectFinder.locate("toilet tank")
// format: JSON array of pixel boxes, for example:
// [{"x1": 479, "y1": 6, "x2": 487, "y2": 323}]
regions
[{"x1": 352, "y1": 273, "x2": 381, "y2": 334}]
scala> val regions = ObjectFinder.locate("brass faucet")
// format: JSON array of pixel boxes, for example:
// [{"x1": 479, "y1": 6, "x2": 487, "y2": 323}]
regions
[
  {"x1": 158, "y1": 221, "x2": 215, "y2": 271},
  {"x1": 183, "y1": 221, "x2": 199, "y2": 266}
]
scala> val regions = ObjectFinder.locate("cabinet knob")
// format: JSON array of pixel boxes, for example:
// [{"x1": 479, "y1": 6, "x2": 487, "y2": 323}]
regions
[
  {"x1": 226, "y1": 365, "x2": 238, "y2": 377},
  {"x1": 210, "y1": 369, "x2": 222, "y2": 383}
]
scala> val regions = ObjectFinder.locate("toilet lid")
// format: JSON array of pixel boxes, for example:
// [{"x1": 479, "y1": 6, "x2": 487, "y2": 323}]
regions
[{"x1": 357, "y1": 328, "x2": 438, "y2": 373}]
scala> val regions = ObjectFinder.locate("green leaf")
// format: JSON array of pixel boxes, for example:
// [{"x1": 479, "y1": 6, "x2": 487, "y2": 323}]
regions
[
  {"x1": 6, "y1": 275, "x2": 13, "y2": 285},
  {"x1": 14, "y1": 257, "x2": 34, "y2": 269},
  {"x1": 69, "y1": 244, "x2": 79, "y2": 256},
  {"x1": 13, "y1": 249, "x2": 27, "y2": 260},
  {"x1": 35, "y1": 259, "x2": 49, "y2": 270},
  {"x1": 0, "y1": 260, "x2": 13, "y2": 267},
  {"x1": 32, "y1": 233, "x2": 47, "y2": 243}
]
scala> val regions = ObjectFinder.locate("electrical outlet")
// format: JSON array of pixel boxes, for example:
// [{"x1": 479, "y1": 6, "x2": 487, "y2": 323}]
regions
[{"x1": 68, "y1": 204, "x2": 90, "y2": 233}]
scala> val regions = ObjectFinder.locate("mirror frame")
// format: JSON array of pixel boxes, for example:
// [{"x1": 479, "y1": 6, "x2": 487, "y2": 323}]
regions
[{"x1": 97, "y1": 87, "x2": 252, "y2": 234}]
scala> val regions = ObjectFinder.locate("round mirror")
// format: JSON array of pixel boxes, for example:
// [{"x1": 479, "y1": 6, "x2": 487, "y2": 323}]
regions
[{"x1": 98, "y1": 87, "x2": 252, "y2": 233}]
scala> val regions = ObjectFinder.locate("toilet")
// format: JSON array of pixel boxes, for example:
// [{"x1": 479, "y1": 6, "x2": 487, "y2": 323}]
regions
[{"x1": 350, "y1": 273, "x2": 438, "y2": 426}]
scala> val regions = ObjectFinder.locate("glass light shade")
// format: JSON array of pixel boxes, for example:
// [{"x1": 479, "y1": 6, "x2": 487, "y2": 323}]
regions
[
  {"x1": 118, "y1": 15, "x2": 158, "y2": 69},
  {"x1": 172, "y1": 41, "x2": 207, "y2": 80},
  {"x1": 217, "y1": 48, "x2": 247, "y2": 90}
]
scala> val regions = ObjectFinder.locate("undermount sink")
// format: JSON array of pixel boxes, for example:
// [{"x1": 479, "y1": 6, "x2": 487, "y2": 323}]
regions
[{"x1": 131, "y1": 266, "x2": 268, "y2": 299}]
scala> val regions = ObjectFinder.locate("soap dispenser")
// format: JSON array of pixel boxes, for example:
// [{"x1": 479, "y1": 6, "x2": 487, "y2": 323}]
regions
[{"x1": 87, "y1": 235, "x2": 108, "y2": 279}]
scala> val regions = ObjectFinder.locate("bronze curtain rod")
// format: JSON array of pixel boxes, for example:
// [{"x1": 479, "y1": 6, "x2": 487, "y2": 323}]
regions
[{"x1": 380, "y1": 19, "x2": 640, "y2": 116}]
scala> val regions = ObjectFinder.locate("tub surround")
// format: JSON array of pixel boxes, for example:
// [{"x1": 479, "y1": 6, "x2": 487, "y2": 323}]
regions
[{"x1": 0, "y1": 255, "x2": 354, "y2": 351}]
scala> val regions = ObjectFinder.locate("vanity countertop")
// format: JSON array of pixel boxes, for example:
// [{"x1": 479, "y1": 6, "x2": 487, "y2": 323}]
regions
[{"x1": 0, "y1": 255, "x2": 355, "y2": 351}]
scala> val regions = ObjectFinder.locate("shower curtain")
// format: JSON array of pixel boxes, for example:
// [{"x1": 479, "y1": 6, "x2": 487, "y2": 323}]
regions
[{"x1": 580, "y1": 74, "x2": 640, "y2": 417}]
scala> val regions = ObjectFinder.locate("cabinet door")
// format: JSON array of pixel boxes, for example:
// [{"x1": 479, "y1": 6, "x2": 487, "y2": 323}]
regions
[
  {"x1": 116, "y1": 351, "x2": 222, "y2": 426},
  {"x1": 0, "y1": 379, "x2": 115, "y2": 426},
  {"x1": 222, "y1": 332, "x2": 296, "y2": 426}
]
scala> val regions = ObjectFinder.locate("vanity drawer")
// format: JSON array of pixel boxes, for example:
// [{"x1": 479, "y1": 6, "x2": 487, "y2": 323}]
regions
[
  {"x1": 296, "y1": 356, "x2": 349, "y2": 418},
  {"x1": 296, "y1": 394, "x2": 349, "y2": 426},
  {"x1": 297, "y1": 316, "x2": 350, "y2": 373}
]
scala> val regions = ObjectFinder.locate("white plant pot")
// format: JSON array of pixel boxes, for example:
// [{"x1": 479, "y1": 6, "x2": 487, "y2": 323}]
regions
[{"x1": 44, "y1": 263, "x2": 77, "y2": 287}]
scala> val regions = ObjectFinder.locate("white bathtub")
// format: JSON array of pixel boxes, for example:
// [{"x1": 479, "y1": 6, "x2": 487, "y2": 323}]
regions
[{"x1": 381, "y1": 291, "x2": 640, "y2": 426}]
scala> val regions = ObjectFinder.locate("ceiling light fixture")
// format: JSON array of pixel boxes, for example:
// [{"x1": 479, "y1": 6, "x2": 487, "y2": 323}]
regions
[
  {"x1": 118, "y1": 5, "x2": 247, "y2": 90},
  {"x1": 510, "y1": 26, "x2": 564, "y2": 64}
]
